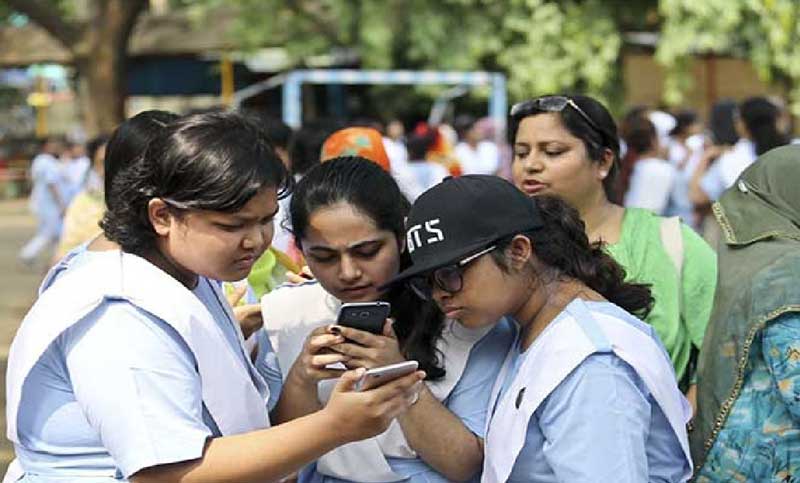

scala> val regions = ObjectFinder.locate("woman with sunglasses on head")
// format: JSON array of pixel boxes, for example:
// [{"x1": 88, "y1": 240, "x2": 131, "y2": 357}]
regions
[
  {"x1": 261, "y1": 157, "x2": 514, "y2": 482},
  {"x1": 509, "y1": 94, "x2": 717, "y2": 408},
  {"x1": 5, "y1": 112, "x2": 424, "y2": 483},
  {"x1": 387, "y1": 175, "x2": 693, "y2": 482}
]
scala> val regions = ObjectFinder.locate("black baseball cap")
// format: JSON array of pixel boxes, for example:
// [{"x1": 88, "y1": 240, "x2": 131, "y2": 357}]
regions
[{"x1": 384, "y1": 175, "x2": 544, "y2": 287}]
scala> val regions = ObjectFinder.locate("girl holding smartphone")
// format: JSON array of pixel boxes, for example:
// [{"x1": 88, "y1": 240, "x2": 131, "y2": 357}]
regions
[
  {"x1": 261, "y1": 156, "x2": 514, "y2": 482},
  {"x1": 6, "y1": 112, "x2": 423, "y2": 483}
]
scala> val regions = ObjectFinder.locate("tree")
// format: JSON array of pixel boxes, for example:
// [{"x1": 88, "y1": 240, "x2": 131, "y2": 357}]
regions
[
  {"x1": 658, "y1": 0, "x2": 800, "y2": 112},
  {"x1": 3, "y1": 0, "x2": 148, "y2": 134},
  {"x1": 210, "y1": 0, "x2": 659, "y2": 111}
]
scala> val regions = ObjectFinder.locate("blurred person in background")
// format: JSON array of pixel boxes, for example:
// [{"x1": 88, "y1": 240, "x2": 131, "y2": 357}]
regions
[
  {"x1": 277, "y1": 120, "x2": 340, "y2": 261},
  {"x1": 690, "y1": 96, "x2": 788, "y2": 207},
  {"x1": 665, "y1": 110, "x2": 705, "y2": 228},
  {"x1": 476, "y1": 117, "x2": 513, "y2": 180},
  {"x1": 667, "y1": 110, "x2": 704, "y2": 168},
  {"x1": 620, "y1": 113, "x2": 677, "y2": 215},
  {"x1": 321, "y1": 127, "x2": 392, "y2": 172},
  {"x1": 648, "y1": 109, "x2": 677, "y2": 154},
  {"x1": 405, "y1": 131, "x2": 448, "y2": 199},
  {"x1": 685, "y1": 100, "x2": 740, "y2": 238},
  {"x1": 454, "y1": 115, "x2": 500, "y2": 175},
  {"x1": 59, "y1": 141, "x2": 91, "y2": 205},
  {"x1": 321, "y1": 125, "x2": 421, "y2": 201},
  {"x1": 260, "y1": 118, "x2": 295, "y2": 254},
  {"x1": 691, "y1": 145, "x2": 800, "y2": 482},
  {"x1": 52, "y1": 135, "x2": 108, "y2": 261},
  {"x1": 19, "y1": 137, "x2": 67, "y2": 266},
  {"x1": 415, "y1": 122, "x2": 462, "y2": 177},
  {"x1": 383, "y1": 119, "x2": 409, "y2": 167},
  {"x1": 509, "y1": 94, "x2": 717, "y2": 408},
  {"x1": 290, "y1": 120, "x2": 341, "y2": 181},
  {"x1": 264, "y1": 118, "x2": 294, "y2": 170},
  {"x1": 41, "y1": 110, "x2": 180, "y2": 294}
]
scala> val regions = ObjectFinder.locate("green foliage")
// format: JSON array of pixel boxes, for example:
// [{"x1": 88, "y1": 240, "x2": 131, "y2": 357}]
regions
[
  {"x1": 174, "y1": 0, "x2": 800, "y2": 113},
  {"x1": 199, "y1": 0, "x2": 638, "y2": 107},
  {"x1": 658, "y1": 0, "x2": 800, "y2": 112},
  {"x1": 497, "y1": 0, "x2": 622, "y2": 104}
]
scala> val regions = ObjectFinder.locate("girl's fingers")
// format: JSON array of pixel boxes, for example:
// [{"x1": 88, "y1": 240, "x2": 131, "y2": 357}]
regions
[
  {"x1": 308, "y1": 334, "x2": 346, "y2": 352},
  {"x1": 328, "y1": 325, "x2": 380, "y2": 346},
  {"x1": 334, "y1": 368, "x2": 366, "y2": 393},
  {"x1": 309, "y1": 353, "x2": 350, "y2": 368},
  {"x1": 329, "y1": 342, "x2": 371, "y2": 359},
  {"x1": 310, "y1": 368, "x2": 347, "y2": 380},
  {"x1": 382, "y1": 320, "x2": 397, "y2": 339}
]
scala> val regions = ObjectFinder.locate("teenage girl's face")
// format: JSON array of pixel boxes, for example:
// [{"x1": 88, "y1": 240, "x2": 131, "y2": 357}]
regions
[
  {"x1": 162, "y1": 186, "x2": 278, "y2": 283},
  {"x1": 511, "y1": 113, "x2": 609, "y2": 210},
  {"x1": 430, "y1": 252, "x2": 519, "y2": 329},
  {"x1": 301, "y1": 202, "x2": 401, "y2": 303}
]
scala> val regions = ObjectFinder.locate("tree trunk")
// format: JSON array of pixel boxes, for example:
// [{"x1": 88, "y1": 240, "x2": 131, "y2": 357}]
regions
[
  {"x1": 76, "y1": 0, "x2": 147, "y2": 135},
  {"x1": 4, "y1": 0, "x2": 146, "y2": 136}
]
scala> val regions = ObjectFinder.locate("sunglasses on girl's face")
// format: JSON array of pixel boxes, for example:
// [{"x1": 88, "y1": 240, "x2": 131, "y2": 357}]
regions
[
  {"x1": 408, "y1": 245, "x2": 497, "y2": 301},
  {"x1": 510, "y1": 96, "x2": 607, "y2": 144}
]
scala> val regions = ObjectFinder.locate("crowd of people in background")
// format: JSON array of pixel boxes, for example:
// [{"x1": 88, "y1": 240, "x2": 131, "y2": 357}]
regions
[{"x1": 4, "y1": 91, "x2": 799, "y2": 483}]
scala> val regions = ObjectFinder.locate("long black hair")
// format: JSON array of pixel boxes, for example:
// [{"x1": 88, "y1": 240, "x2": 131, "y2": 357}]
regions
[
  {"x1": 101, "y1": 111, "x2": 290, "y2": 256},
  {"x1": 739, "y1": 96, "x2": 788, "y2": 155},
  {"x1": 290, "y1": 157, "x2": 446, "y2": 380},
  {"x1": 491, "y1": 195, "x2": 653, "y2": 318},
  {"x1": 509, "y1": 94, "x2": 622, "y2": 201}
]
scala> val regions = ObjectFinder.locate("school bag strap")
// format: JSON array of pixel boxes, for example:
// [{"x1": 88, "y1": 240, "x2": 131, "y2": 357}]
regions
[{"x1": 660, "y1": 216, "x2": 684, "y2": 278}]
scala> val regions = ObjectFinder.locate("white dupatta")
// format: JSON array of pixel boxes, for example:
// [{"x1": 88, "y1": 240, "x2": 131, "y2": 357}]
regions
[
  {"x1": 5, "y1": 251, "x2": 270, "y2": 480},
  {"x1": 481, "y1": 300, "x2": 693, "y2": 483}
]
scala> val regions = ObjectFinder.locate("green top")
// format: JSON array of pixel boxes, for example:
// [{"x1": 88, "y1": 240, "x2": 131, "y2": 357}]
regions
[{"x1": 605, "y1": 207, "x2": 717, "y2": 382}]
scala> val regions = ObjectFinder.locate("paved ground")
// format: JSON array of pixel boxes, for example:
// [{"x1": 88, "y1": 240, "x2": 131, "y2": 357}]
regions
[{"x1": 0, "y1": 199, "x2": 48, "y2": 474}]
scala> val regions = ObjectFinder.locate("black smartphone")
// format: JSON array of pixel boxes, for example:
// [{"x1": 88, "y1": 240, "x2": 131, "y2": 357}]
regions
[{"x1": 336, "y1": 302, "x2": 391, "y2": 335}]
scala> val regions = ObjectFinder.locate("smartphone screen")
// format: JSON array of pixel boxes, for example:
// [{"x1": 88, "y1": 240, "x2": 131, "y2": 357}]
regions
[{"x1": 336, "y1": 302, "x2": 391, "y2": 334}]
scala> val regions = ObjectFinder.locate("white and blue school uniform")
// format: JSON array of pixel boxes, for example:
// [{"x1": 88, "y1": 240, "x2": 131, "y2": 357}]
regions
[
  {"x1": 261, "y1": 281, "x2": 515, "y2": 482},
  {"x1": 5, "y1": 251, "x2": 272, "y2": 482},
  {"x1": 482, "y1": 300, "x2": 692, "y2": 483},
  {"x1": 19, "y1": 154, "x2": 65, "y2": 261},
  {"x1": 38, "y1": 244, "x2": 284, "y2": 411}
]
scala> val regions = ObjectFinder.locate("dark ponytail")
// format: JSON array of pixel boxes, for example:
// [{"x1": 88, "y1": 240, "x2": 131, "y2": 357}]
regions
[{"x1": 493, "y1": 195, "x2": 653, "y2": 317}]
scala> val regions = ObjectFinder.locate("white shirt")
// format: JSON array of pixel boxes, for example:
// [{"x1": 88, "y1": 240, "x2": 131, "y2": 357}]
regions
[
  {"x1": 383, "y1": 138, "x2": 423, "y2": 201},
  {"x1": 455, "y1": 141, "x2": 499, "y2": 175},
  {"x1": 624, "y1": 158, "x2": 677, "y2": 215},
  {"x1": 700, "y1": 139, "x2": 756, "y2": 201},
  {"x1": 406, "y1": 161, "x2": 449, "y2": 199}
]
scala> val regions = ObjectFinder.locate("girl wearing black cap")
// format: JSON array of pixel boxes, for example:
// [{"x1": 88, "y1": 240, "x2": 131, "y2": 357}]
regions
[
  {"x1": 509, "y1": 95, "x2": 717, "y2": 410},
  {"x1": 387, "y1": 175, "x2": 693, "y2": 482},
  {"x1": 260, "y1": 157, "x2": 514, "y2": 482}
]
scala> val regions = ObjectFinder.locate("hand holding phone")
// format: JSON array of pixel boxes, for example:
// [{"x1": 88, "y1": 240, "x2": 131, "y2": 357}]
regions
[
  {"x1": 336, "y1": 302, "x2": 391, "y2": 335},
  {"x1": 355, "y1": 361, "x2": 420, "y2": 391}
]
